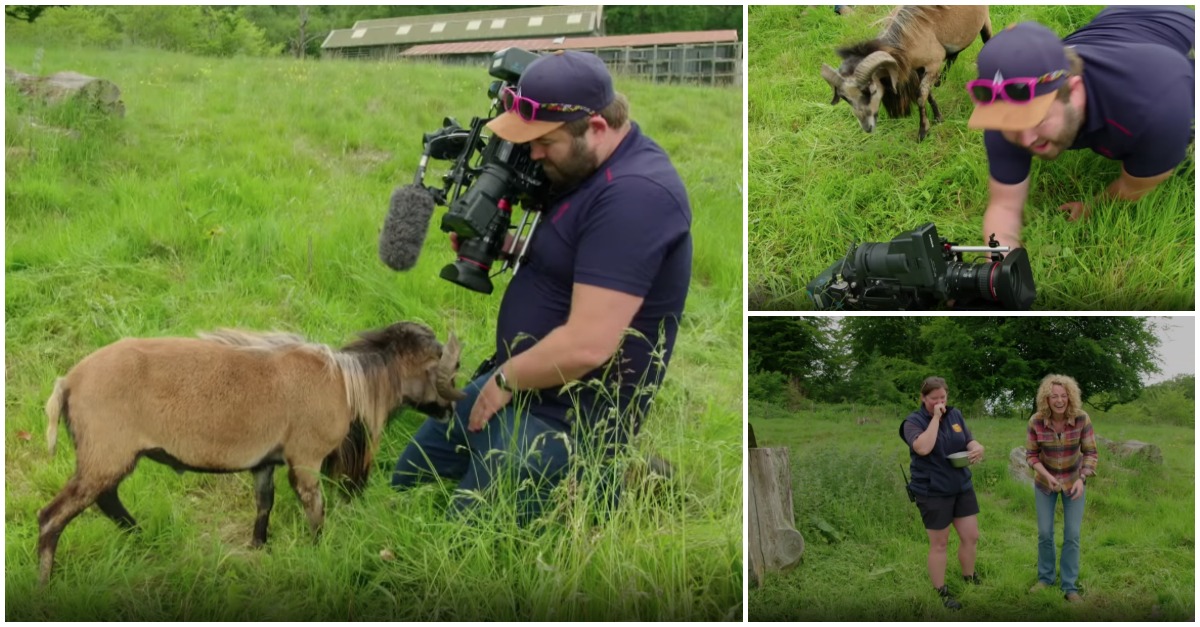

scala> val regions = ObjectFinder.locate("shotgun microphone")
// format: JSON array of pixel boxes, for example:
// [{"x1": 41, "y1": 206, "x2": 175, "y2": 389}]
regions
[{"x1": 378, "y1": 184, "x2": 437, "y2": 271}]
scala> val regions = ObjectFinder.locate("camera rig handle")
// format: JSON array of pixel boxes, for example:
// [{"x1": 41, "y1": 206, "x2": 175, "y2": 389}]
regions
[{"x1": 947, "y1": 233, "x2": 1009, "y2": 262}]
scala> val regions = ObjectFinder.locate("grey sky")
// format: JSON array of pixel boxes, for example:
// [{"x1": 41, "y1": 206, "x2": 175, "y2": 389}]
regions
[{"x1": 1147, "y1": 316, "x2": 1195, "y2": 385}]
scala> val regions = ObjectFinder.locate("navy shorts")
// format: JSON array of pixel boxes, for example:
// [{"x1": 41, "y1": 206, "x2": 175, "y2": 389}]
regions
[{"x1": 914, "y1": 488, "x2": 980, "y2": 530}]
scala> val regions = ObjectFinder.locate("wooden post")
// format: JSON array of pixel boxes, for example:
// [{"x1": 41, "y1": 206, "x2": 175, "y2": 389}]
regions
[{"x1": 748, "y1": 425, "x2": 805, "y2": 587}]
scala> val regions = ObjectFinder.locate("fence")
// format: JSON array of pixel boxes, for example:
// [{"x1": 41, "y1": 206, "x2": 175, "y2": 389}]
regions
[{"x1": 327, "y1": 41, "x2": 743, "y2": 87}]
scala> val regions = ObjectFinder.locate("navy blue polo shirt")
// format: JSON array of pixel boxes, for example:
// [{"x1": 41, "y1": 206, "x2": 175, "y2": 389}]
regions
[
  {"x1": 495, "y1": 122, "x2": 692, "y2": 435},
  {"x1": 985, "y1": 6, "x2": 1194, "y2": 184},
  {"x1": 900, "y1": 406, "x2": 975, "y2": 497}
]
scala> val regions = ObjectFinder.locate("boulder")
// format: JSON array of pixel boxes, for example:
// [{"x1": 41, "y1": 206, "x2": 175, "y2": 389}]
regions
[
  {"x1": 1103, "y1": 439, "x2": 1163, "y2": 465},
  {"x1": 1009, "y1": 446, "x2": 1034, "y2": 486},
  {"x1": 6, "y1": 67, "x2": 125, "y2": 117}
]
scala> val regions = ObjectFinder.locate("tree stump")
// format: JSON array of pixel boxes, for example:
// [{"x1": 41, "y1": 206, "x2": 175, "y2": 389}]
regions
[
  {"x1": 6, "y1": 67, "x2": 125, "y2": 117},
  {"x1": 748, "y1": 444, "x2": 805, "y2": 587},
  {"x1": 1009, "y1": 446, "x2": 1034, "y2": 486}
]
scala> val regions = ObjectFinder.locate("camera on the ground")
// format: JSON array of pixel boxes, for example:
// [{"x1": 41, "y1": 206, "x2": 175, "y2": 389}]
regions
[{"x1": 807, "y1": 223, "x2": 1036, "y2": 310}]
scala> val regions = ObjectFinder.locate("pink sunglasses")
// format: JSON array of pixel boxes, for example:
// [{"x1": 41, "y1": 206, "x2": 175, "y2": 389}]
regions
[
  {"x1": 966, "y1": 70, "x2": 1067, "y2": 105},
  {"x1": 500, "y1": 86, "x2": 597, "y2": 122}
]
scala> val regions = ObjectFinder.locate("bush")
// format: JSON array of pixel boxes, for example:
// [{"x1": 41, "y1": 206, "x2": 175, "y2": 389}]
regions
[
  {"x1": 6, "y1": 6, "x2": 274, "y2": 57},
  {"x1": 749, "y1": 370, "x2": 790, "y2": 407}
]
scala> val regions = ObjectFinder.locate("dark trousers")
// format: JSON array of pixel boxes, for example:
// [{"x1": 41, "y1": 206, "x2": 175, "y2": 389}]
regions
[{"x1": 391, "y1": 373, "x2": 574, "y2": 525}]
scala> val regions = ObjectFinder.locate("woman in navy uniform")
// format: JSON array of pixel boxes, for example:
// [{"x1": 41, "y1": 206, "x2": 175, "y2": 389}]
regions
[{"x1": 899, "y1": 377, "x2": 986, "y2": 610}]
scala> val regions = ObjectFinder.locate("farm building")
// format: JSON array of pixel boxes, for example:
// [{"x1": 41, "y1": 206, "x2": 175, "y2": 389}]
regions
[{"x1": 321, "y1": 5, "x2": 742, "y2": 86}]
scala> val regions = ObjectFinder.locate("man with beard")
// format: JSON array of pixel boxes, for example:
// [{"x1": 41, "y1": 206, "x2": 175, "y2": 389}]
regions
[
  {"x1": 966, "y1": 7, "x2": 1194, "y2": 251},
  {"x1": 392, "y1": 50, "x2": 692, "y2": 524}
]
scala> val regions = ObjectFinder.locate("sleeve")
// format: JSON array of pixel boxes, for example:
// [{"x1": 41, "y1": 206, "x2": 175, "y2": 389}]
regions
[
  {"x1": 1026, "y1": 417, "x2": 1042, "y2": 467},
  {"x1": 960, "y1": 415, "x2": 974, "y2": 443},
  {"x1": 985, "y1": 130, "x2": 1033, "y2": 185},
  {"x1": 1122, "y1": 76, "x2": 1193, "y2": 177},
  {"x1": 1079, "y1": 414, "x2": 1099, "y2": 476},
  {"x1": 573, "y1": 179, "x2": 690, "y2": 297},
  {"x1": 903, "y1": 420, "x2": 924, "y2": 448}
]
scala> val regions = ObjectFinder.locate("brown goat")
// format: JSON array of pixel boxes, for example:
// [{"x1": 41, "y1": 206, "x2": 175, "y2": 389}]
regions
[
  {"x1": 821, "y1": 6, "x2": 993, "y2": 141},
  {"x1": 37, "y1": 321, "x2": 464, "y2": 585}
]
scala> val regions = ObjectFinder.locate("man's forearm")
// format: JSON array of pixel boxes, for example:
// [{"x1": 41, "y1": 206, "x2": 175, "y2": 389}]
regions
[
  {"x1": 982, "y1": 202, "x2": 1023, "y2": 251},
  {"x1": 1105, "y1": 167, "x2": 1174, "y2": 202},
  {"x1": 497, "y1": 327, "x2": 614, "y2": 391}
]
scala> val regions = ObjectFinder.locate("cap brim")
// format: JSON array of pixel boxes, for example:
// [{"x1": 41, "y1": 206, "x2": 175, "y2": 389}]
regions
[
  {"x1": 486, "y1": 112, "x2": 563, "y2": 143},
  {"x1": 968, "y1": 93, "x2": 1056, "y2": 131}
]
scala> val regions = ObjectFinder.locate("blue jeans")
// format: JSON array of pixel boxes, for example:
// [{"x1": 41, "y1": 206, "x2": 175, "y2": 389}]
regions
[
  {"x1": 391, "y1": 373, "x2": 574, "y2": 525},
  {"x1": 1034, "y1": 485, "x2": 1086, "y2": 593}
]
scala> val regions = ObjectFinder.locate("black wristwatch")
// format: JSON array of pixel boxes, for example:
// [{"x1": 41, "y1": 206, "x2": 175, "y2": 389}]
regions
[{"x1": 494, "y1": 368, "x2": 515, "y2": 393}]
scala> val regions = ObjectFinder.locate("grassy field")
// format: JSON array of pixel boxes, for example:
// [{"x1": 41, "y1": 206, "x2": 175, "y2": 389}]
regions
[
  {"x1": 4, "y1": 43, "x2": 743, "y2": 620},
  {"x1": 747, "y1": 401, "x2": 1195, "y2": 621},
  {"x1": 748, "y1": 5, "x2": 1195, "y2": 310}
]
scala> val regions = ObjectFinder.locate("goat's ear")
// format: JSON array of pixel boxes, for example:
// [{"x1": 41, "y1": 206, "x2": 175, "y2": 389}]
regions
[
  {"x1": 820, "y1": 64, "x2": 842, "y2": 104},
  {"x1": 886, "y1": 69, "x2": 900, "y2": 92}
]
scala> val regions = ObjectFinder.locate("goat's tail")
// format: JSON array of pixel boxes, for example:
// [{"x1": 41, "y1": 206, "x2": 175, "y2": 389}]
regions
[{"x1": 45, "y1": 377, "x2": 67, "y2": 454}]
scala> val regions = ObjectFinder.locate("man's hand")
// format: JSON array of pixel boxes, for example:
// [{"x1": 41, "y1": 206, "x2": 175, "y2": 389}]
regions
[
  {"x1": 449, "y1": 232, "x2": 520, "y2": 259},
  {"x1": 468, "y1": 375, "x2": 513, "y2": 432},
  {"x1": 1057, "y1": 201, "x2": 1091, "y2": 221}
]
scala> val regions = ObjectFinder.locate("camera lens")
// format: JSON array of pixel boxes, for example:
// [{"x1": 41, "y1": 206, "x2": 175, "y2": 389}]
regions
[
  {"x1": 440, "y1": 259, "x2": 494, "y2": 294},
  {"x1": 856, "y1": 242, "x2": 912, "y2": 277},
  {"x1": 944, "y1": 249, "x2": 1036, "y2": 309}
]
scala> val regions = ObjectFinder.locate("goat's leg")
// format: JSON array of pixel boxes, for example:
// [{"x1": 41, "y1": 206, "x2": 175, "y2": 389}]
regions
[
  {"x1": 37, "y1": 474, "x2": 106, "y2": 585},
  {"x1": 287, "y1": 464, "x2": 325, "y2": 541},
  {"x1": 251, "y1": 464, "x2": 277, "y2": 547},
  {"x1": 916, "y1": 68, "x2": 941, "y2": 141},
  {"x1": 95, "y1": 485, "x2": 137, "y2": 529}
]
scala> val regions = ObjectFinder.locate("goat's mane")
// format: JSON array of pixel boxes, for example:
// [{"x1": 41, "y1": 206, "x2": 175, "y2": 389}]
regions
[
  {"x1": 323, "y1": 328, "x2": 438, "y2": 490},
  {"x1": 198, "y1": 327, "x2": 393, "y2": 437},
  {"x1": 199, "y1": 329, "x2": 314, "y2": 350}
]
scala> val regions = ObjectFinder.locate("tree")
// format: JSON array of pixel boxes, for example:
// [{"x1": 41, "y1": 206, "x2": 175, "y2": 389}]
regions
[
  {"x1": 748, "y1": 317, "x2": 843, "y2": 399},
  {"x1": 843, "y1": 317, "x2": 932, "y2": 363},
  {"x1": 925, "y1": 317, "x2": 1160, "y2": 414},
  {"x1": 5, "y1": 6, "x2": 60, "y2": 23}
]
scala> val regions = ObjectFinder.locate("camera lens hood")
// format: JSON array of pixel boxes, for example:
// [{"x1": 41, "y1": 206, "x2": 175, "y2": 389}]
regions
[{"x1": 994, "y1": 247, "x2": 1036, "y2": 309}]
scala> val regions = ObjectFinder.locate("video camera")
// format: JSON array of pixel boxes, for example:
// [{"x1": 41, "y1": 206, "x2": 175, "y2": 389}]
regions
[
  {"x1": 806, "y1": 223, "x2": 1036, "y2": 310},
  {"x1": 413, "y1": 47, "x2": 549, "y2": 295}
]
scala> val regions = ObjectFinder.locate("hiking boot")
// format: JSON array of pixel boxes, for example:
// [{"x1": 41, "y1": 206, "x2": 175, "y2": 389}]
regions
[
  {"x1": 1029, "y1": 582, "x2": 1050, "y2": 593},
  {"x1": 935, "y1": 585, "x2": 962, "y2": 610},
  {"x1": 1065, "y1": 591, "x2": 1083, "y2": 603},
  {"x1": 963, "y1": 573, "x2": 981, "y2": 585}
]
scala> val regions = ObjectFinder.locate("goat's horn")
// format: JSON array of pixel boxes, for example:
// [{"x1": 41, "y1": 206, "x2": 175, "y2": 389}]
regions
[
  {"x1": 436, "y1": 333, "x2": 467, "y2": 401},
  {"x1": 853, "y1": 50, "x2": 898, "y2": 85},
  {"x1": 820, "y1": 64, "x2": 843, "y2": 104}
]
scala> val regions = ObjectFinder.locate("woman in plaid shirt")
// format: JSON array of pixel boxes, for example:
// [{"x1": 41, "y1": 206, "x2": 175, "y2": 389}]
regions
[{"x1": 1025, "y1": 373, "x2": 1098, "y2": 603}]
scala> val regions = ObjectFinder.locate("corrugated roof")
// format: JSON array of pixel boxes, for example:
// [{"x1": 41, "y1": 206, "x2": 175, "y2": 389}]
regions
[
  {"x1": 398, "y1": 30, "x2": 741, "y2": 57},
  {"x1": 323, "y1": 5, "x2": 601, "y2": 49},
  {"x1": 352, "y1": 5, "x2": 597, "y2": 29}
]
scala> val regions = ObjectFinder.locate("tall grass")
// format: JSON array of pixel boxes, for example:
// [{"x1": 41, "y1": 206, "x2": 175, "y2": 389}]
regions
[
  {"x1": 5, "y1": 43, "x2": 743, "y2": 620},
  {"x1": 748, "y1": 5, "x2": 1194, "y2": 310},
  {"x1": 747, "y1": 402, "x2": 1195, "y2": 621}
]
